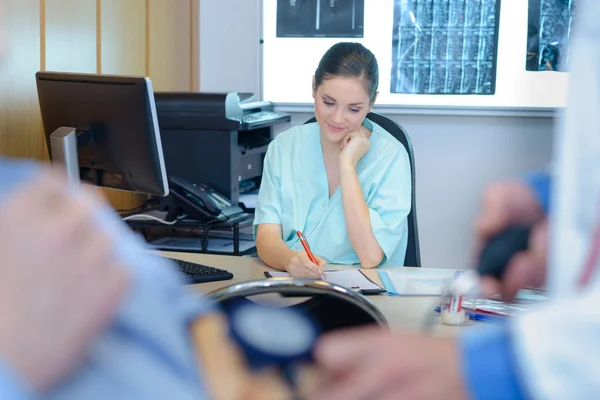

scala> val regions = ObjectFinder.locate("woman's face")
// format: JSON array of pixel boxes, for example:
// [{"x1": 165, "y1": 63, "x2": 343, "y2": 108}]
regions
[{"x1": 313, "y1": 76, "x2": 375, "y2": 144}]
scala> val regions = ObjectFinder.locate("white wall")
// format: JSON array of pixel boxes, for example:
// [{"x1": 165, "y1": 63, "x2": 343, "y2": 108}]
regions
[
  {"x1": 402, "y1": 113, "x2": 553, "y2": 269},
  {"x1": 199, "y1": 0, "x2": 262, "y2": 97},
  {"x1": 199, "y1": 1, "x2": 556, "y2": 269}
]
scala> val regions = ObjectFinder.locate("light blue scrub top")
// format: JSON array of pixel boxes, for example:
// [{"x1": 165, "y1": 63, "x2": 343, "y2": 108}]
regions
[{"x1": 254, "y1": 118, "x2": 411, "y2": 267}]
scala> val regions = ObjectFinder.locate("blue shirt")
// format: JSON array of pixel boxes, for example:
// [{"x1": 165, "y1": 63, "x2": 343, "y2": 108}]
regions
[
  {"x1": 461, "y1": 325, "x2": 529, "y2": 400},
  {"x1": 254, "y1": 119, "x2": 412, "y2": 266},
  {"x1": 0, "y1": 158, "x2": 212, "y2": 399},
  {"x1": 523, "y1": 170, "x2": 552, "y2": 214}
]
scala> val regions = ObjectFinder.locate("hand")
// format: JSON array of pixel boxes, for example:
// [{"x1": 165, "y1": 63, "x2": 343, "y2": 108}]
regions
[
  {"x1": 286, "y1": 251, "x2": 326, "y2": 278},
  {"x1": 480, "y1": 220, "x2": 548, "y2": 302},
  {"x1": 339, "y1": 125, "x2": 371, "y2": 168},
  {"x1": 0, "y1": 171, "x2": 129, "y2": 392},
  {"x1": 473, "y1": 180, "x2": 548, "y2": 301},
  {"x1": 474, "y1": 180, "x2": 545, "y2": 254},
  {"x1": 310, "y1": 327, "x2": 468, "y2": 400}
]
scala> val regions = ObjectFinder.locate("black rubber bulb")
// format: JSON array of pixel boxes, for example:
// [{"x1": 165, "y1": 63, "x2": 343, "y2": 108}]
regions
[{"x1": 477, "y1": 225, "x2": 532, "y2": 279}]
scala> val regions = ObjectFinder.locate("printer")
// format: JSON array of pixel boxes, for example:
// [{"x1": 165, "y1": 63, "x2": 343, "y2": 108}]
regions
[{"x1": 154, "y1": 92, "x2": 291, "y2": 206}]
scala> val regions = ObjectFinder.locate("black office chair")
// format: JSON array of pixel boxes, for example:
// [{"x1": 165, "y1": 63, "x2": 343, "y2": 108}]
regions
[{"x1": 304, "y1": 112, "x2": 421, "y2": 267}]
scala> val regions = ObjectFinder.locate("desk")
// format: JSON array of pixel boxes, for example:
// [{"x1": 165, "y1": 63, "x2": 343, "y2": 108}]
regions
[{"x1": 160, "y1": 252, "x2": 474, "y2": 336}]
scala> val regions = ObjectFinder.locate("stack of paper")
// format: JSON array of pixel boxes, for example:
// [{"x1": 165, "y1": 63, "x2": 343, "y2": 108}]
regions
[
  {"x1": 463, "y1": 289, "x2": 549, "y2": 317},
  {"x1": 378, "y1": 269, "x2": 461, "y2": 296}
]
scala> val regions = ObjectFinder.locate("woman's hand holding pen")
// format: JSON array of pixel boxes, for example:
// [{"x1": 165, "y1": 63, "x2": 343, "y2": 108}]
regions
[
  {"x1": 339, "y1": 124, "x2": 371, "y2": 168},
  {"x1": 286, "y1": 251, "x2": 327, "y2": 279}
]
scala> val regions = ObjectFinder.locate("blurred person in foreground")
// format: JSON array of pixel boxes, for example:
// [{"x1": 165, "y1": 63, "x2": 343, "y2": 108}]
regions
[{"x1": 0, "y1": 9, "x2": 297, "y2": 400}]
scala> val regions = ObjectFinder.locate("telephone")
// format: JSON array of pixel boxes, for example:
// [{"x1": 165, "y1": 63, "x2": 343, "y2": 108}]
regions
[{"x1": 164, "y1": 176, "x2": 244, "y2": 222}]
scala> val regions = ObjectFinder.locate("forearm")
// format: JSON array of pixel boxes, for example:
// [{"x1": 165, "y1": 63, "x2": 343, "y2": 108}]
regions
[
  {"x1": 340, "y1": 162, "x2": 384, "y2": 268},
  {"x1": 191, "y1": 314, "x2": 294, "y2": 400},
  {"x1": 191, "y1": 313, "x2": 322, "y2": 400},
  {"x1": 191, "y1": 314, "x2": 248, "y2": 400},
  {"x1": 256, "y1": 233, "x2": 296, "y2": 271}
]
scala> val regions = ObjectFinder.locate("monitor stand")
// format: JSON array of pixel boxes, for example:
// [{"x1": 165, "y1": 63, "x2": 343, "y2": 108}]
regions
[{"x1": 49, "y1": 126, "x2": 80, "y2": 187}]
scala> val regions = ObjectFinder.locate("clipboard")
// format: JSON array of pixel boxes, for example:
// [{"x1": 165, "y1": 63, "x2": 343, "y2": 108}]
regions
[{"x1": 264, "y1": 270, "x2": 387, "y2": 295}]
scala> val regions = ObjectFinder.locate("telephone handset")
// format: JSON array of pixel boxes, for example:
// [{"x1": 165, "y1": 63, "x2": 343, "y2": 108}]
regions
[{"x1": 166, "y1": 176, "x2": 244, "y2": 222}]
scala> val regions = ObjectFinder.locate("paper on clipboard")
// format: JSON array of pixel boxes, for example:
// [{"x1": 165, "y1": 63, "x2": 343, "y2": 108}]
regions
[{"x1": 264, "y1": 269, "x2": 386, "y2": 294}]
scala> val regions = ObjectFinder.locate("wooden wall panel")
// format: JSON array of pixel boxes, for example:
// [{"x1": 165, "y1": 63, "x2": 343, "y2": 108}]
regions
[
  {"x1": 0, "y1": 0, "x2": 199, "y2": 210},
  {"x1": 0, "y1": 0, "x2": 43, "y2": 160},
  {"x1": 147, "y1": 0, "x2": 192, "y2": 91},
  {"x1": 44, "y1": 0, "x2": 96, "y2": 73},
  {"x1": 190, "y1": 0, "x2": 200, "y2": 91},
  {"x1": 101, "y1": 0, "x2": 146, "y2": 75}
]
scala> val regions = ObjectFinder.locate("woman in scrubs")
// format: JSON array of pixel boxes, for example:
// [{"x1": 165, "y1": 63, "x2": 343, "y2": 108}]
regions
[{"x1": 254, "y1": 42, "x2": 412, "y2": 278}]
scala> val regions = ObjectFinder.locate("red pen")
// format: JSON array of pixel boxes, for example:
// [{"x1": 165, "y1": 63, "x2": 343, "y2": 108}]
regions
[
  {"x1": 296, "y1": 231, "x2": 325, "y2": 279},
  {"x1": 297, "y1": 231, "x2": 317, "y2": 263}
]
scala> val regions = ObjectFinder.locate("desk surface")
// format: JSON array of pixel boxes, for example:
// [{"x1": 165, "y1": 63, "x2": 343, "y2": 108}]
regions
[{"x1": 160, "y1": 252, "x2": 475, "y2": 336}]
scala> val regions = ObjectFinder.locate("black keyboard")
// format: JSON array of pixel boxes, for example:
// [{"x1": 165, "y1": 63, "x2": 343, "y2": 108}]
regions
[{"x1": 166, "y1": 257, "x2": 234, "y2": 284}]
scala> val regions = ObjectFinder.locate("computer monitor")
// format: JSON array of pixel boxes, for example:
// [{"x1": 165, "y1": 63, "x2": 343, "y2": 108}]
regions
[{"x1": 36, "y1": 71, "x2": 169, "y2": 196}]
